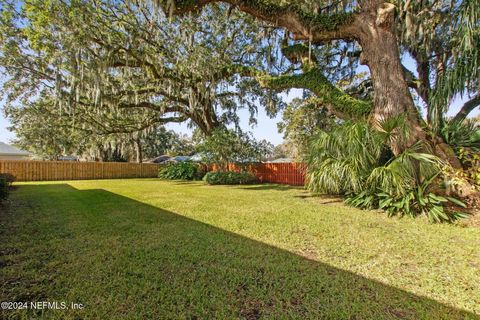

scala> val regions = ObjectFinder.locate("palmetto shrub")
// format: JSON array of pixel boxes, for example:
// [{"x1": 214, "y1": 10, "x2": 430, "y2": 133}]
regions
[
  {"x1": 306, "y1": 122, "x2": 388, "y2": 195},
  {"x1": 440, "y1": 118, "x2": 480, "y2": 152},
  {"x1": 0, "y1": 173, "x2": 14, "y2": 201},
  {"x1": 440, "y1": 119, "x2": 480, "y2": 189},
  {"x1": 0, "y1": 177, "x2": 8, "y2": 200},
  {"x1": 305, "y1": 121, "x2": 466, "y2": 222}
]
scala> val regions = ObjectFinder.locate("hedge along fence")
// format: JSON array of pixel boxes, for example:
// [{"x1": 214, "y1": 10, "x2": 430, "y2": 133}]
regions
[
  {"x1": 205, "y1": 163, "x2": 306, "y2": 186},
  {"x1": 0, "y1": 160, "x2": 306, "y2": 185},
  {"x1": 0, "y1": 160, "x2": 163, "y2": 182}
]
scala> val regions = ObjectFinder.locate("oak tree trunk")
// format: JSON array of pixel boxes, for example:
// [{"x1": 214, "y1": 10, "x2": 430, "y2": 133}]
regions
[{"x1": 356, "y1": 2, "x2": 462, "y2": 168}]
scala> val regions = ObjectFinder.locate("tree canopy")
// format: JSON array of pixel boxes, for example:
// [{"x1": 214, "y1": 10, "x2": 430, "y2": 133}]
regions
[
  {"x1": 7, "y1": 95, "x2": 189, "y2": 162},
  {"x1": 0, "y1": 0, "x2": 284, "y2": 139},
  {"x1": 161, "y1": 0, "x2": 479, "y2": 163}
]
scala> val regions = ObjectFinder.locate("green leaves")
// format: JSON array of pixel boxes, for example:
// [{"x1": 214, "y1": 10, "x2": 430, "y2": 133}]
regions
[
  {"x1": 440, "y1": 119, "x2": 480, "y2": 151},
  {"x1": 198, "y1": 128, "x2": 273, "y2": 168},
  {"x1": 203, "y1": 171, "x2": 257, "y2": 185},
  {"x1": 159, "y1": 161, "x2": 204, "y2": 180},
  {"x1": 350, "y1": 186, "x2": 468, "y2": 223},
  {"x1": 277, "y1": 97, "x2": 335, "y2": 159},
  {"x1": 305, "y1": 122, "x2": 387, "y2": 195}
]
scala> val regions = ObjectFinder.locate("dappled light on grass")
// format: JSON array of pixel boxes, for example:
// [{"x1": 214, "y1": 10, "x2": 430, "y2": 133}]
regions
[{"x1": 1, "y1": 180, "x2": 479, "y2": 319}]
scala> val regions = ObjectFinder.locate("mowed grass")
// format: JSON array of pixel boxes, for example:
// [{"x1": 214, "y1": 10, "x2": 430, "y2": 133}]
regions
[{"x1": 1, "y1": 179, "x2": 479, "y2": 319}]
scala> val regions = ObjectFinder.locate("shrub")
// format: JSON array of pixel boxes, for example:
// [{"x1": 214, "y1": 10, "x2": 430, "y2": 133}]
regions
[
  {"x1": 305, "y1": 121, "x2": 401, "y2": 195},
  {"x1": 0, "y1": 178, "x2": 8, "y2": 200},
  {"x1": 0, "y1": 173, "x2": 14, "y2": 201},
  {"x1": 346, "y1": 173, "x2": 468, "y2": 223},
  {"x1": 203, "y1": 171, "x2": 257, "y2": 185},
  {"x1": 440, "y1": 119, "x2": 480, "y2": 151},
  {"x1": 159, "y1": 162, "x2": 204, "y2": 180},
  {"x1": 457, "y1": 147, "x2": 480, "y2": 187},
  {"x1": 0, "y1": 173, "x2": 15, "y2": 187}
]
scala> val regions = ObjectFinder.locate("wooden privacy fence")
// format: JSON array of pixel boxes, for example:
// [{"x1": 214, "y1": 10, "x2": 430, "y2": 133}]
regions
[
  {"x1": 0, "y1": 160, "x2": 306, "y2": 185},
  {"x1": 0, "y1": 160, "x2": 163, "y2": 182},
  {"x1": 206, "y1": 163, "x2": 306, "y2": 186}
]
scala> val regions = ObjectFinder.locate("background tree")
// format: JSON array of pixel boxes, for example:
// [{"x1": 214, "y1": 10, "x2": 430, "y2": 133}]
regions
[
  {"x1": 198, "y1": 128, "x2": 273, "y2": 169},
  {"x1": 166, "y1": 134, "x2": 197, "y2": 157},
  {"x1": 7, "y1": 95, "x2": 185, "y2": 162},
  {"x1": 278, "y1": 97, "x2": 336, "y2": 159},
  {"x1": 271, "y1": 141, "x2": 298, "y2": 160}
]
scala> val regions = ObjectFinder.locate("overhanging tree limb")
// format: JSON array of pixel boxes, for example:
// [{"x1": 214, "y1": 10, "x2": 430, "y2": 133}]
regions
[
  {"x1": 223, "y1": 39, "x2": 372, "y2": 120},
  {"x1": 222, "y1": 56, "x2": 371, "y2": 120},
  {"x1": 165, "y1": 0, "x2": 360, "y2": 42},
  {"x1": 452, "y1": 95, "x2": 480, "y2": 123},
  {"x1": 258, "y1": 68, "x2": 372, "y2": 120},
  {"x1": 117, "y1": 101, "x2": 185, "y2": 113}
]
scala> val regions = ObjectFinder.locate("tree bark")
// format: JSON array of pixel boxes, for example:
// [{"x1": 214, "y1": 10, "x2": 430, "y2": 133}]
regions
[
  {"x1": 452, "y1": 95, "x2": 480, "y2": 123},
  {"x1": 355, "y1": 2, "x2": 427, "y2": 155},
  {"x1": 135, "y1": 137, "x2": 143, "y2": 163}
]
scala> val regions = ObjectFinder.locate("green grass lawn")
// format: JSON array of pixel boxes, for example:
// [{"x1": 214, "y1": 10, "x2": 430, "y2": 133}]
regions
[{"x1": 1, "y1": 179, "x2": 479, "y2": 319}]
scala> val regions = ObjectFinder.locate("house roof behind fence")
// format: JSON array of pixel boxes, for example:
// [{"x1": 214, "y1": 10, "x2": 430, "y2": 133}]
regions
[{"x1": 0, "y1": 142, "x2": 30, "y2": 156}]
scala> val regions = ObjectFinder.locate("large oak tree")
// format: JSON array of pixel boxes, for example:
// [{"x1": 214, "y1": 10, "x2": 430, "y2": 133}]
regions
[{"x1": 162, "y1": 0, "x2": 479, "y2": 168}]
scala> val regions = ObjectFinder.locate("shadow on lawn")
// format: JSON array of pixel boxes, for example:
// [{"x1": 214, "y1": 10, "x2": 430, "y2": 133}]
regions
[{"x1": 1, "y1": 184, "x2": 477, "y2": 319}]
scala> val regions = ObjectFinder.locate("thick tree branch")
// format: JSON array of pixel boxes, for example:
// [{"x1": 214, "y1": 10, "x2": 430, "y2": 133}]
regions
[
  {"x1": 221, "y1": 61, "x2": 371, "y2": 120},
  {"x1": 166, "y1": 0, "x2": 360, "y2": 42},
  {"x1": 99, "y1": 115, "x2": 187, "y2": 134},
  {"x1": 111, "y1": 87, "x2": 190, "y2": 106},
  {"x1": 401, "y1": 64, "x2": 430, "y2": 103},
  {"x1": 118, "y1": 101, "x2": 185, "y2": 114},
  {"x1": 452, "y1": 95, "x2": 480, "y2": 123},
  {"x1": 258, "y1": 68, "x2": 372, "y2": 120}
]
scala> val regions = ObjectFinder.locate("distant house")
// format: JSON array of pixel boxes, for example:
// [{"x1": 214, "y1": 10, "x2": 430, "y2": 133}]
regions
[
  {"x1": 147, "y1": 155, "x2": 171, "y2": 164},
  {"x1": 57, "y1": 155, "x2": 79, "y2": 161},
  {"x1": 0, "y1": 142, "x2": 31, "y2": 160},
  {"x1": 171, "y1": 156, "x2": 191, "y2": 162}
]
